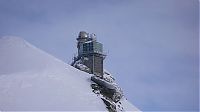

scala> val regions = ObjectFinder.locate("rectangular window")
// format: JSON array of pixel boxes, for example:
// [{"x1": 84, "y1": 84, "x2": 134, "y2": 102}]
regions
[{"x1": 83, "y1": 44, "x2": 87, "y2": 52}]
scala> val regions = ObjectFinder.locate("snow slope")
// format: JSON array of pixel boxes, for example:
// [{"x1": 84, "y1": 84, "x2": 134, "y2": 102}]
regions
[{"x1": 0, "y1": 36, "x2": 139, "y2": 111}]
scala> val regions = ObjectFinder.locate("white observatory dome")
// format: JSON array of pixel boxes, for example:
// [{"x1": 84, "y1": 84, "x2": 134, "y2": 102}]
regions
[{"x1": 79, "y1": 31, "x2": 89, "y2": 38}]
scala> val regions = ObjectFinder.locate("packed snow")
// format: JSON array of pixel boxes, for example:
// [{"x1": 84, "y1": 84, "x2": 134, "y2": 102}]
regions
[{"x1": 0, "y1": 36, "x2": 140, "y2": 111}]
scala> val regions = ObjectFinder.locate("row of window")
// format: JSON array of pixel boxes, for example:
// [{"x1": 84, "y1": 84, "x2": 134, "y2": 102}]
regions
[
  {"x1": 82, "y1": 42, "x2": 103, "y2": 53},
  {"x1": 83, "y1": 43, "x2": 93, "y2": 52}
]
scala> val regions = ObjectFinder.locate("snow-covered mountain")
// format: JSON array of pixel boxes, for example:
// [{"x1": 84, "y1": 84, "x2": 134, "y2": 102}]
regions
[{"x1": 0, "y1": 36, "x2": 139, "y2": 111}]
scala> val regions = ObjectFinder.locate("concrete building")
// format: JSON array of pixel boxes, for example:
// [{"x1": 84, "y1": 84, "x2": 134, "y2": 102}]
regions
[{"x1": 76, "y1": 31, "x2": 105, "y2": 77}]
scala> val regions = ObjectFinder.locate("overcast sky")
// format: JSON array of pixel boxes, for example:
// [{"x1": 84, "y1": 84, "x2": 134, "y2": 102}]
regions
[{"x1": 0, "y1": 0, "x2": 199, "y2": 111}]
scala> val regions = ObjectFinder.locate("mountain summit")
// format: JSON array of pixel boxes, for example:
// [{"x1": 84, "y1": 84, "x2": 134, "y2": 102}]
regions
[{"x1": 0, "y1": 36, "x2": 139, "y2": 111}]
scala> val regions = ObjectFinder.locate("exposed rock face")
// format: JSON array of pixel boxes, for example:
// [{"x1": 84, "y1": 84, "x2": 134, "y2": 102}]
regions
[
  {"x1": 91, "y1": 76, "x2": 123, "y2": 103},
  {"x1": 91, "y1": 72, "x2": 124, "y2": 112},
  {"x1": 72, "y1": 58, "x2": 125, "y2": 112}
]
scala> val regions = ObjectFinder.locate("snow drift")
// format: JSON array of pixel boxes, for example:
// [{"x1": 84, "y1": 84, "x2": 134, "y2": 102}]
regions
[{"x1": 0, "y1": 36, "x2": 139, "y2": 111}]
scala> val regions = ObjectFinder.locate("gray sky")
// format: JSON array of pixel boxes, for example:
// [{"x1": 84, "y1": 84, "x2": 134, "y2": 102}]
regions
[{"x1": 0, "y1": 0, "x2": 199, "y2": 111}]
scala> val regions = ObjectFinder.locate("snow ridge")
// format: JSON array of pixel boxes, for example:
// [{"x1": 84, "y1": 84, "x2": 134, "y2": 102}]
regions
[{"x1": 0, "y1": 36, "x2": 139, "y2": 111}]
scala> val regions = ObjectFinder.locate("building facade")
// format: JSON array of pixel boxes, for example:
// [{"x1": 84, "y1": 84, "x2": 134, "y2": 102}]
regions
[{"x1": 76, "y1": 31, "x2": 105, "y2": 77}]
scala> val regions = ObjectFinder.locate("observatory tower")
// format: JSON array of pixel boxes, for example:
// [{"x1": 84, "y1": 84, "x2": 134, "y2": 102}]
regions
[{"x1": 76, "y1": 31, "x2": 105, "y2": 77}]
